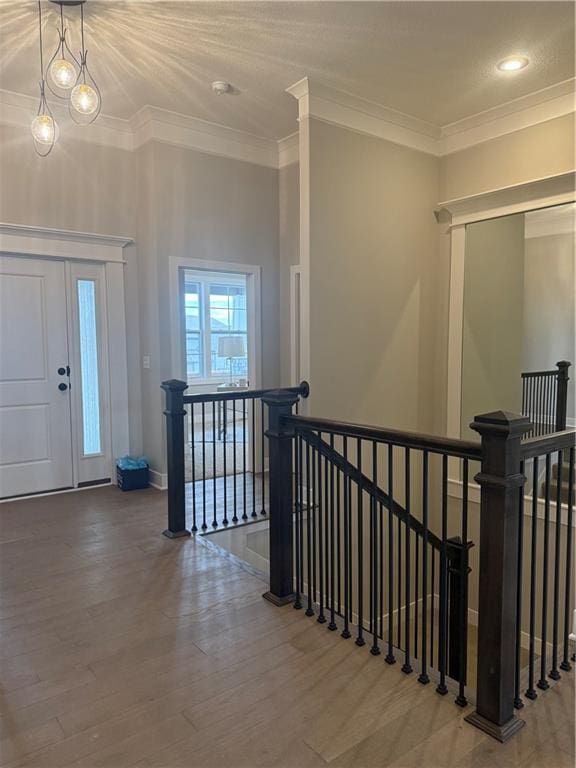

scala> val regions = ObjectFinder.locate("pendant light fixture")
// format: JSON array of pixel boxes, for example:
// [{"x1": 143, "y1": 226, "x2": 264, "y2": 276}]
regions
[
  {"x1": 31, "y1": 1, "x2": 57, "y2": 156},
  {"x1": 46, "y1": 1, "x2": 79, "y2": 97},
  {"x1": 68, "y1": 1, "x2": 101, "y2": 124}
]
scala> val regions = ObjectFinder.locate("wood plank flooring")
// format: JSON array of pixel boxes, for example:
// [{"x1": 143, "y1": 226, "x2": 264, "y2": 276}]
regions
[{"x1": 0, "y1": 486, "x2": 573, "y2": 768}]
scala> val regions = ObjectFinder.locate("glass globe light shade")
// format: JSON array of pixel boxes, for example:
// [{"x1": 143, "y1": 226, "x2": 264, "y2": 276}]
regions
[
  {"x1": 49, "y1": 58, "x2": 76, "y2": 89},
  {"x1": 70, "y1": 83, "x2": 99, "y2": 115},
  {"x1": 30, "y1": 114, "x2": 57, "y2": 145}
]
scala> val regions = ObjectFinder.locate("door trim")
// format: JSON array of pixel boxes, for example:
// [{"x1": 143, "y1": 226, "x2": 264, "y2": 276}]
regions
[{"x1": 0, "y1": 224, "x2": 131, "y2": 491}]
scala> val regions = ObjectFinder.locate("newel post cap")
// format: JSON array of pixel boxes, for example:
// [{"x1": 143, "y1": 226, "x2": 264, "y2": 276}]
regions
[
  {"x1": 161, "y1": 379, "x2": 188, "y2": 392},
  {"x1": 470, "y1": 411, "x2": 532, "y2": 439},
  {"x1": 262, "y1": 389, "x2": 300, "y2": 407}
]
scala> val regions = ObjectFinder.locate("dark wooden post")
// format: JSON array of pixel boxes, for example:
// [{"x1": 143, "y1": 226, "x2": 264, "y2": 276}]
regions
[
  {"x1": 555, "y1": 361, "x2": 570, "y2": 432},
  {"x1": 262, "y1": 389, "x2": 299, "y2": 606},
  {"x1": 161, "y1": 379, "x2": 190, "y2": 539},
  {"x1": 465, "y1": 411, "x2": 531, "y2": 742}
]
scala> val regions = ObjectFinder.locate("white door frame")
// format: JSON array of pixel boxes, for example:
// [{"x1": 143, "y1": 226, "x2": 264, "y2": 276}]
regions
[{"x1": 0, "y1": 223, "x2": 132, "y2": 490}]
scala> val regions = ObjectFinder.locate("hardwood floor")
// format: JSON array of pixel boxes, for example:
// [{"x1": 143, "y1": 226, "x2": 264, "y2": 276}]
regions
[{"x1": 0, "y1": 486, "x2": 573, "y2": 768}]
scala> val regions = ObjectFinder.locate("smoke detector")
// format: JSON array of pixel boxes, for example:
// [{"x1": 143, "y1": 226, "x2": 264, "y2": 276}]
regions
[{"x1": 212, "y1": 81, "x2": 232, "y2": 95}]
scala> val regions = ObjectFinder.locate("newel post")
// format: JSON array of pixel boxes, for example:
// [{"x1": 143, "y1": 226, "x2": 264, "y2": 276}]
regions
[
  {"x1": 161, "y1": 379, "x2": 190, "y2": 539},
  {"x1": 555, "y1": 361, "x2": 570, "y2": 432},
  {"x1": 465, "y1": 411, "x2": 531, "y2": 742},
  {"x1": 262, "y1": 389, "x2": 299, "y2": 606}
]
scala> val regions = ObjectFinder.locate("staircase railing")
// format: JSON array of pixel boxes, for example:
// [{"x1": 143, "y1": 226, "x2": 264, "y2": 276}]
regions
[
  {"x1": 263, "y1": 392, "x2": 575, "y2": 744},
  {"x1": 160, "y1": 379, "x2": 309, "y2": 537},
  {"x1": 521, "y1": 360, "x2": 571, "y2": 436}
]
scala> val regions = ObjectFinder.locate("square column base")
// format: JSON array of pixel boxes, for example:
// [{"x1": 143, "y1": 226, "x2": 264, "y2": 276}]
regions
[
  {"x1": 464, "y1": 711, "x2": 525, "y2": 743},
  {"x1": 263, "y1": 591, "x2": 295, "y2": 606},
  {"x1": 162, "y1": 529, "x2": 191, "y2": 539}
]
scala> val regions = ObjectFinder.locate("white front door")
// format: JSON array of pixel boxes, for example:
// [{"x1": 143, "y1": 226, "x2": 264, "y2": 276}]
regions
[{"x1": 0, "y1": 256, "x2": 73, "y2": 498}]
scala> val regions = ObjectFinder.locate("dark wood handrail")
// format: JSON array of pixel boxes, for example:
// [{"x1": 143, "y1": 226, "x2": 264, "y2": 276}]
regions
[
  {"x1": 285, "y1": 414, "x2": 482, "y2": 460},
  {"x1": 521, "y1": 369, "x2": 558, "y2": 378},
  {"x1": 183, "y1": 381, "x2": 309, "y2": 405},
  {"x1": 297, "y1": 427, "x2": 445, "y2": 551},
  {"x1": 520, "y1": 429, "x2": 576, "y2": 460}
]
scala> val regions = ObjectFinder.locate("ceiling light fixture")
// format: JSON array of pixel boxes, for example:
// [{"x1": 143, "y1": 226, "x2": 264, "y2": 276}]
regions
[
  {"x1": 46, "y1": 1, "x2": 79, "y2": 97},
  {"x1": 31, "y1": 1, "x2": 57, "y2": 156},
  {"x1": 66, "y1": 1, "x2": 101, "y2": 124},
  {"x1": 497, "y1": 55, "x2": 529, "y2": 73}
]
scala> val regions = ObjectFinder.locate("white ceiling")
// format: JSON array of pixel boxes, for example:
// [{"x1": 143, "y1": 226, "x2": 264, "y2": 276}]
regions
[{"x1": 0, "y1": 1, "x2": 574, "y2": 139}]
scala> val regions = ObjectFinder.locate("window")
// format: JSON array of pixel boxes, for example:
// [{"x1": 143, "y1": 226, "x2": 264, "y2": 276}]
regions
[
  {"x1": 77, "y1": 279, "x2": 101, "y2": 455},
  {"x1": 181, "y1": 270, "x2": 248, "y2": 382}
]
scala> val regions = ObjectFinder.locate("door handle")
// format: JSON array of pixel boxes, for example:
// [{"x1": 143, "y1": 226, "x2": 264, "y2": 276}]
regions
[
  {"x1": 58, "y1": 367, "x2": 66, "y2": 376},
  {"x1": 58, "y1": 383, "x2": 68, "y2": 391}
]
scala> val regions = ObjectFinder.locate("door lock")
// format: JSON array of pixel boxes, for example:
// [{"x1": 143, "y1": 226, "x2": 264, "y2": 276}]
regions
[
  {"x1": 58, "y1": 382, "x2": 68, "y2": 391},
  {"x1": 58, "y1": 367, "x2": 66, "y2": 376}
]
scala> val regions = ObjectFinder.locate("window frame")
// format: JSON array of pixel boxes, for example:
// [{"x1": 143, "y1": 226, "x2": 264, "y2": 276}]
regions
[{"x1": 180, "y1": 269, "x2": 249, "y2": 385}]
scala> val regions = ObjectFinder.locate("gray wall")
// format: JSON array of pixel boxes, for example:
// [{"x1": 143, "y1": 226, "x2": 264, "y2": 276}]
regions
[
  {"x1": 307, "y1": 119, "x2": 443, "y2": 433},
  {"x1": 460, "y1": 215, "x2": 525, "y2": 439},
  {"x1": 140, "y1": 141, "x2": 281, "y2": 473},
  {"x1": 523, "y1": 232, "x2": 576, "y2": 421}
]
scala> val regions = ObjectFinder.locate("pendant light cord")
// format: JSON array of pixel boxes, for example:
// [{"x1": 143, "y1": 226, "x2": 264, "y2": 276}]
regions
[
  {"x1": 60, "y1": 3, "x2": 65, "y2": 54},
  {"x1": 37, "y1": 1, "x2": 44, "y2": 79}
]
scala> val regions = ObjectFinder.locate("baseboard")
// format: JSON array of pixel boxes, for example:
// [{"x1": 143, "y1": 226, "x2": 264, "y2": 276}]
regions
[{"x1": 149, "y1": 468, "x2": 168, "y2": 490}]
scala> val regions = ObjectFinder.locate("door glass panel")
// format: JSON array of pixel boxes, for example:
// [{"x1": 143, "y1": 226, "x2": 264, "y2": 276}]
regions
[{"x1": 77, "y1": 279, "x2": 101, "y2": 455}]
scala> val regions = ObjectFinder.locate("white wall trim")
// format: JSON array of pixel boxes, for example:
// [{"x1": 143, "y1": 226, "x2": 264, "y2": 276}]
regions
[
  {"x1": 286, "y1": 77, "x2": 576, "y2": 158},
  {"x1": 3, "y1": 75, "x2": 574, "y2": 167},
  {"x1": 149, "y1": 468, "x2": 168, "y2": 491},
  {"x1": 443, "y1": 172, "x2": 576, "y2": 442},
  {"x1": 0, "y1": 223, "x2": 133, "y2": 263}
]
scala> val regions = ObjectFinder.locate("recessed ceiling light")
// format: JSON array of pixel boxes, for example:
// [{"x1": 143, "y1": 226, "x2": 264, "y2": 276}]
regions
[{"x1": 497, "y1": 56, "x2": 529, "y2": 72}]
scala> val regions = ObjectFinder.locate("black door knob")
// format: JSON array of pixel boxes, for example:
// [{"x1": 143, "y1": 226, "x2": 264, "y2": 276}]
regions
[
  {"x1": 58, "y1": 367, "x2": 66, "y2": 376},
  {"x1": 58, "y1": 383, "x2": 68, "y2": 391}
]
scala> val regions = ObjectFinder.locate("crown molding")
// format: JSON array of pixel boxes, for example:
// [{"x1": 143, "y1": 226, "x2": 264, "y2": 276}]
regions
[
  {"x1": 286, "y1": 77, "x2": 576, "y2": 158},
  {"x1": 287, "y1": 77, "x2": 441, "y2": 156},
  {"x1": 439, "y1": 79, "x2": 576, "y2": 155},
  {"x1": 2, "y1": 75, "x2": 574, "y2": 166},
  {"x1": 436, "y1": 171, "x2": 576, "y2": 227},
  {"x1": 278, "y1": 131, "x2": 299, "y2": 168}
]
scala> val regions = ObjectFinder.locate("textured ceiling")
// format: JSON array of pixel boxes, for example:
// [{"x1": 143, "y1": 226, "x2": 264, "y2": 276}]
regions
[{"x1": 0, "y1": 1, "x2": 574, "y2": 139}]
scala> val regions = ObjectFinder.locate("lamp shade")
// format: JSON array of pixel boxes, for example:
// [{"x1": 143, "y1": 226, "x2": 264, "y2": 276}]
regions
[{"x1": 218, "y1": 336, "x2": 246, "y2": 358}]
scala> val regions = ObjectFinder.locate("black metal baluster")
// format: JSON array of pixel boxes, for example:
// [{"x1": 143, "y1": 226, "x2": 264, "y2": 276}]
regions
[
  {"x1": 348, "y1": 455, "x2": 353, "y2": 626},
  {"x1": 212, "y1": 401, "x2": 217, "y2": 527},
  {"x1": 538, "y1": 453, "x2": 552, "y2": 690},
  {"x1": 342, "y1": 437, "x2": 351, "y2": 638},
  {"x1": 550, "y1": 450, "x2": 564, "y2": 680},
  {"x1": 232, "y1": 399, "x2": 238, "y2": 523},
  {"x1": 201, "y1": 402, "x2": 207, "y2": 530},
  {"x1": 337, "y1": 444, "x2": 342, "y2": 617},
  {"x1": 370, "y1": 441, "x2": 380, "y2": 655},
  {"x1": 456, "y1": 459, "x2": 469, "y2": 708},
  {"x1": 414, "y1": 529, "x2": 419, "y2": 660},
  {"x1": 437, "y1": 454, "x2": 449, "y2": 695},
  {"x1": 305, "y1": 440, "x2": 314, "y2": 616},
  {"x1": 561, "y1": 446, "x2": 574, "y2": 670},
  {"x1": 311, "y1": 442, "x2": 318, "y2": 612},
  {"x1": 328, "y1": 434, "x2": 337, "y2": 631},
  {"x1": 242, "y1": 399, "x2": 247, "y2": 520},
  {"x1": 190, "y1": 403, "x2": 197, "y2": 532},
  {"x1": 294, "y1": 434, "x2": 302, "y2": 610},
  {"x1": 526, "y1": 456, "x2": 539, "y2": 700},
  {"x1": 222, "y1": 400, "x2": 228, "y2": 526},
  {"x1": 261, "y1": 400, "x2": 266, "y2": 515},
  {"x1": 397, "y1": 492, "x2": 402, "y2": 651},
  {"x1": 419, "y1": 450, "x2": 430, "y2": 684},
  {"x1": 251, "y1": 399, "x2": 257, "y2": 518},
  {"x1": 386, "y1": 443, "x2": 395, "y2": 664},
  {"x1": 317, "y1": 437, "x2": 326, "y2": 623},
  {"x1": 430, "y1": 545, "x2": 435, "y2": 669},
  {"x1": 514, "y1": 460, "x2": 525, "y2": 709},
  {"x1": 356, "y1": 438, "x2": 365, "y2": 646},
  {"x1": 402, "y1": 448, "x2": 412, "y2": 673},
  {"x1": 320, "y1": 438, "x2": 328, "y2": 625}
]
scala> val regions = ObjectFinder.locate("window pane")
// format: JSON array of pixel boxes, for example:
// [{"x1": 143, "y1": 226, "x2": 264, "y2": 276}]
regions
[
  {"x1": 209, "y1": 283, "x2": 247, "y2": 332},
  {"x1": 186, "y1": 331, "x2": 202, "y2": 377},
  {"x1": 77, "y1": 280, "x2": 101, "y2": 456},
  {"x1": 183, "y1": 280, "x2": 200, "y2": 332}
]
